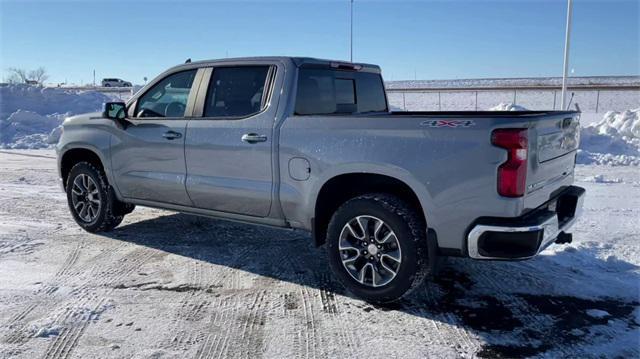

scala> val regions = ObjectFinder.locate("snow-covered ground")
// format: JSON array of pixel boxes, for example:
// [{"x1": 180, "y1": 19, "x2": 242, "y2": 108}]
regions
[
  {"x1": 0, "y1": 150, "x2": 637, "y2": 358},
  {"x1": 0, "y1": 80, "x2": 639, "y2": 357}
]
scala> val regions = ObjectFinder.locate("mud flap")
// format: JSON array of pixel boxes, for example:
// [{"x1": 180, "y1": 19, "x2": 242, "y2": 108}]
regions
[{"x1": 427, "y1": 228, "x2": 446, "y2": 277}]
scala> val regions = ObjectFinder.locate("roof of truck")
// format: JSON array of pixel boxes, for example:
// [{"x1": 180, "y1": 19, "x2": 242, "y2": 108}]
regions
[{"x1": 170, "y1": 56, "x2": 381, "y2": 72}]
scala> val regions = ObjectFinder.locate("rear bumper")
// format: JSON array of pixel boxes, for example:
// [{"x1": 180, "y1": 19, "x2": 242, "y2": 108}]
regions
[{"x1": 467, "y1": 186, "x2": 585, "y2": 260}]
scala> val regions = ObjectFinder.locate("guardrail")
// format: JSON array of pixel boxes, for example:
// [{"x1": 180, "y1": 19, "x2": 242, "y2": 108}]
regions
[
  {"x1": 386, "y1": 84, "x2": 640, "y2": 92},
  {"x1": 50, "y1": 86, "x2": 136, "y2": 93}
]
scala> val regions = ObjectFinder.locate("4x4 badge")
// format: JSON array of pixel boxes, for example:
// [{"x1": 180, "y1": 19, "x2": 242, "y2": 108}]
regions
[{"x1": 421, "y1": 120, "x2": 476, "y2": 128}]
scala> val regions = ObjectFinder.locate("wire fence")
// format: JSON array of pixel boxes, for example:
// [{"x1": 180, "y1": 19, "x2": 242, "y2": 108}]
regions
[{"x1": 386, "y1": 87, "x2": 640, "y2": 113}]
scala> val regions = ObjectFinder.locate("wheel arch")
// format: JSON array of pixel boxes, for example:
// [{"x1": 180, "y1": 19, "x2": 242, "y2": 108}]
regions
[
  {"x1": 312, "y1": 170, "x2": 433, "y2": 247},
  {"x1": 59, "y1": 146, "x2": 108, "y2": 190}
]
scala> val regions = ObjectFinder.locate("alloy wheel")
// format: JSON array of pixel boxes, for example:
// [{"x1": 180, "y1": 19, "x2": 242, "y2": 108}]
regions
[
  {"x1": 71, "y1": 174, "x2": 101, "y2": 222},
  {"x1": 338, "y1": 215, "x2": 402, "y2": 287}
]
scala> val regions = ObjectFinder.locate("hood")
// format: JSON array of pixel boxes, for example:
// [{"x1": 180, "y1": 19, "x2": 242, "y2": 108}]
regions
[{"x1": 63, "y1": 111, "x2": 104, "y2": 126}]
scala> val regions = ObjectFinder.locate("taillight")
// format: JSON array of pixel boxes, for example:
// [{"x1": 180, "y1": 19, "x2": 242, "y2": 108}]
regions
[{"x1": 492, "y1": 129, "x2": 528, "y2": 197}]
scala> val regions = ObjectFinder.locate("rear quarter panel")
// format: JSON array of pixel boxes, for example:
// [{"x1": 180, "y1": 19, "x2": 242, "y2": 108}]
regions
[{"x1": 278, "y1": 114, "x2": 542, "y2": 251}]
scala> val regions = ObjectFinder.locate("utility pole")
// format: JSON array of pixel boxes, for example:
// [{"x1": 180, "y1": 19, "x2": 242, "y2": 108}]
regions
[
  {"x1": 93, "y1": 69, "x2": 96, "y2": 87},
  {"x1": 350, "y1": 0, "x2": 354, "y2": 62},
  {"x1": 561, "y1": 0, "x2": 573, "y2": 110}
]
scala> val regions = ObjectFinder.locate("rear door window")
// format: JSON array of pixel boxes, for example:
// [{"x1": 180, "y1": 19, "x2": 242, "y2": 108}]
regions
[{"x1": 204, "y1": 66, "x2": 271, "y2": 118}]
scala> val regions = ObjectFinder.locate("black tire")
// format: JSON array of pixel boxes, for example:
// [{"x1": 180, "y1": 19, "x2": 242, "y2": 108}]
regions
[
  {"x1": 65, "y1": 162, "x2": 125, "y2": 233},
  {"x1": 326, "y1": 193, "x2": 430, "y2": 303}
]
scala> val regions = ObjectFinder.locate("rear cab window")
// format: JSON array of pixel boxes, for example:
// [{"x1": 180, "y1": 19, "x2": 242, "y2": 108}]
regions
[{"x1": 294, "y1": 66, "x2": 387, "y2": 115}]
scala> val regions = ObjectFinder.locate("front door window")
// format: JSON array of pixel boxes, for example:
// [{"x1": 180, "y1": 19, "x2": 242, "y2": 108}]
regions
[{"x1": 136, "y1": 69, "x2": 197, "y2": 118}]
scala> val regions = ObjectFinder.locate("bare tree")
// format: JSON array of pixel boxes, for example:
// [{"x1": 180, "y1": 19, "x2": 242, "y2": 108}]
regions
[
  {"x1": 7, "y1": 67, "x2": 28, "y2": 83},
  {"x1": 28, "y1": 67, "x2": 49, "y2": 84}
]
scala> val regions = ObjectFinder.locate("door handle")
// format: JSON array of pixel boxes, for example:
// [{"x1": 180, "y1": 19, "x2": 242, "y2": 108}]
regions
[
  {"x1": 162, "y1": 131, "x2": 182, "y2": 140},
  {"x1": 241, "y1": 133, "x2": 267, "y2": 144}
]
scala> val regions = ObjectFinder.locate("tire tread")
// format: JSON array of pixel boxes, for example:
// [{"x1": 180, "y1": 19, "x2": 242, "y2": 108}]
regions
[
  {"x1": 326, "y1": 193, "x2": 430, "y2": 303},
  {"x1": 66, "y1": 161, "x2": 124, "y2": 233}
]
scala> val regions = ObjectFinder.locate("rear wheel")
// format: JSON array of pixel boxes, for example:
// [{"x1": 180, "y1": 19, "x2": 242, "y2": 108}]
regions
[
  {"x1": 326, "y1": 193, "x2": 430, "y2": 303},
  {"x1": 66, "y1": 162, "x2": 128, "y2": 232}
]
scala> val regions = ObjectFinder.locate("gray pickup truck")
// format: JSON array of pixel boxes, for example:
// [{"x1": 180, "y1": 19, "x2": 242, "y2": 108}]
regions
[{"x1": 56, "y1": 57, "x2": 585, "y2": 302}]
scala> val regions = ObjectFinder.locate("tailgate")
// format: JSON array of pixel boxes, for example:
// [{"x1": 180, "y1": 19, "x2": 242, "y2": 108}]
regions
[{"x1": 525, "y1": 113, "x2": 580, "y2": 208}]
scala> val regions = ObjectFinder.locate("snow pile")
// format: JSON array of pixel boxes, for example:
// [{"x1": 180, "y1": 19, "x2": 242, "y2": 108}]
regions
[
  {"x1": 34, "y1": 324, "x2": 63, "y2": 338},
  {"x1": 0, "y1": 110, "x2": 65, "y2": 149},
  {"x1": 585, "y1": 109, "x2": 640, "y2": 138},
  {"x1": 0, "y1": 84, "x2": 110, "y2": 149},
  {"x1": 582, "y1": 174, "x2": 623, "y2": 183},
  {"x1": 585, "y1": 309, "x2": 611, "y2": 319},
  {"x1": 578, "y1": 109, "x2": 640, "y2": 166},
  {"x1": 488, "y1": 103, "x2": 529, "y2": 111}
]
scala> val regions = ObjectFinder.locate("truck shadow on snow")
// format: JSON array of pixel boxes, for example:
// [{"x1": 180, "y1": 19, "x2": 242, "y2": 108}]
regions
[{"x1": 104, "y1": 213, "x2": 640, "y2": 358}]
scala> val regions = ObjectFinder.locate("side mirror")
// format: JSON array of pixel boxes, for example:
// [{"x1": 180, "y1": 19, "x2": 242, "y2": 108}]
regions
[{"x1": 103, "y1": 102, "x2": 126, "y2": 120}]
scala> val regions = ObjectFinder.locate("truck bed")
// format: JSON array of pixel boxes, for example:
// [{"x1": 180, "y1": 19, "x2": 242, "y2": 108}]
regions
[{"x1": 388, "y1": 110, "x2": 579, "y2": 117}]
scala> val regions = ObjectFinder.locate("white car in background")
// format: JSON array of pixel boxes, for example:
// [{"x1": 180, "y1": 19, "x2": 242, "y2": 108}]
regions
[{"x1": 101, "y1": 78, "x2": 132, "y2": 87}]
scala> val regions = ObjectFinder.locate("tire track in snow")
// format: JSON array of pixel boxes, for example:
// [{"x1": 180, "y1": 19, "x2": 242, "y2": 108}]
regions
[
  {"x1": 162, "y1": 260, "x2": 213, "y2": 353},
  {"x1": 0, "y1": 232, "x2": 40, "y2": 257},
  {"x1": 161, "y1": 239, "x2": 254, "y2": 356},
  {"x1": 41, "y1": 247, "x2": 157, "y2": 359},
  {"x1": 238, "y1": 289, "x2": 268, "y2": 358},
  {"x1": 277, "y1": 247, "x2": 321, "y2": 359},
  {"x1": 191, "y1": 289, "x2": 269, "y2": 359},
  {"x1": 54, "y1": 240, "x2": 83, "y2": 277},
  {"x1": 1, "y1": 242, "x2": 121, "y2": 350},
  {"x1": 36, "y1": 241, "x2": 129, "y2": 296},
  {"x1": 4, "y1": 303, "x2": 39, "y2": 328},
  {"x1": 281, "y1": 291, "x2": 306, "y2": 359},
  {"x1": 1, "y1": 303, "x2": 41, "y2": 349},
  {"x1": 41, "y1": 295, "x2": 106, "y2": 359},
  {"x1": 315, "y1": 275, "x2": 359, "y2": 356},
  {"x1": 0, "y1": 246, "x2": 156, "y2": 358},
  {"x1": 208, "y1": 295, "x2": 243, "y2": 359},
  {"x1": 299, "y1": 286, "x2": 321, "y2": 359},
  {"x1": 414, "y1": 278, "x2": 480, "y2": 355}
]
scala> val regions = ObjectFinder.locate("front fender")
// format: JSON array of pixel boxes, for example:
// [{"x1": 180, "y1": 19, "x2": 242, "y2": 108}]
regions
[{"x1": 56, "y1": 116, "x2": 117, "y2": 195}]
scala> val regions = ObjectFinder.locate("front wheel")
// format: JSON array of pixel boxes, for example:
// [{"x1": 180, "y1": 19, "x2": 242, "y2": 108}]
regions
[
  {"x1": 66, "y1": 162, "x2": 125, "y2": 232},
  {"x1": 326, "y1": 193, "x2": 430, "y2": 303}
]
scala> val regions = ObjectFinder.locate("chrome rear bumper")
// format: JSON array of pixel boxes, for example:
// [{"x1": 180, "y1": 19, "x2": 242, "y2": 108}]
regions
[{"x1": 467, "y1": 186, "x2": 585, "y2": 260}]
